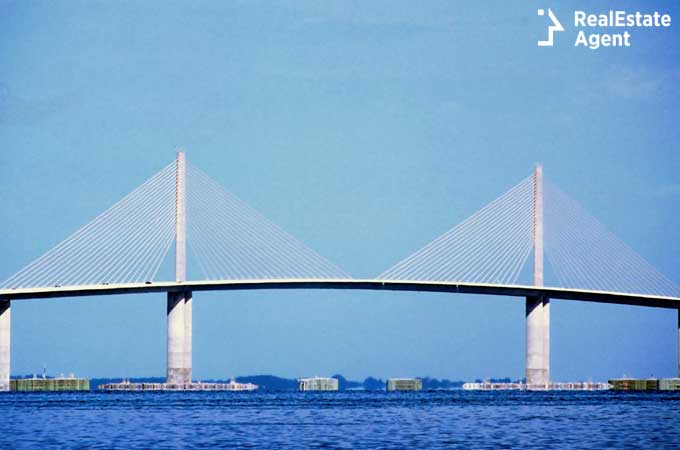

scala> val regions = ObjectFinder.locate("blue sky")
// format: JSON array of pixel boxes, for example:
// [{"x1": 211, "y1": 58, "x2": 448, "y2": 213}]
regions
[{"x1": 1, "y1": 0, "x2": 679, "y2": 381}]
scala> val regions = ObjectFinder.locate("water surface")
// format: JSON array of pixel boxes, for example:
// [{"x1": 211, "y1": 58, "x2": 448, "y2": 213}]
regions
[{"x1": 1, "y1": 391, "x2": 679, "y2": 449}]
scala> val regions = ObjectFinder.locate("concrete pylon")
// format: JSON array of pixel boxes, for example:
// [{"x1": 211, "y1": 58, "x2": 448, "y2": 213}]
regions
[
  {"x1": 175, "y1": 151, "x2": 186, "y2": 283},
  {"x1": 677, "y1": 308, "x2": 679, "y2": 378},
  {"x1": 167, "y1": 151, "x2": 191, "y2": 385},
  {"x1": 184, "y1": 291, "x2": 192, "y2": 383},
  {"x1": 525, "y1": 296, "x2": 545, "y2": 386},
  {"x1": 533, "y1": 166, "x2": 544, "y2": 288},
  {"x1": 167, "y1": 291, "x2": 186, "y2": 384},
  {"x1": 526, "y1": 164, "x2": 550, "y2": 387},
  {"x1": 0, "y1": 300, "x2": 9, "y2": 391}
]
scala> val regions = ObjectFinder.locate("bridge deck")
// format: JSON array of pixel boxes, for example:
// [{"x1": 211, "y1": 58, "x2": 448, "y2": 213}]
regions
[{"x1": 1, "y1": 279, "x2": 678, "y2": 309}]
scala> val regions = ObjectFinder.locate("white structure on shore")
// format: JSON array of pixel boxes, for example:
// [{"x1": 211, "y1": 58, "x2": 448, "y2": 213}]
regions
[
  {"x1": 462, "y1": 381, "x2": 610, "y2": 391},
  {"x1": 99, "y1": 378, "x2": 258, "y2": 391},
  {"x1": 386, "y1": 378, "x2": 422, "y2": 391},
  {"x1": 298, "y1": 377, "x2": 339, "y2": 391}
]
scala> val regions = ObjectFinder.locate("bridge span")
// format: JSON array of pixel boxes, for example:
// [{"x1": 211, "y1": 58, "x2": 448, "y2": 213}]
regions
[
  {"x1": 1, "y1": 152, "x2": 678, "y2": 390},
  {"x1": 1, "y1": 279, "x2": 678, "y2": 391},
  {"x1": 1, "y1": 279, "x2": 680, "y2": 309}
]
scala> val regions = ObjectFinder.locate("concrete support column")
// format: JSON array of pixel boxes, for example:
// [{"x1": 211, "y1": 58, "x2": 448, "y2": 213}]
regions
[
  {"x1": 526, "y1": 164, "x2": 549, "y2": 388},
  {"x1": 167, "y1": 291, "x2": 186, "y2": 385},
  {"x1": 166, "y1": 150, "x2": 191, "y2": 385},
  {"x1": 184, "y1": 291, "x2": 192, "y2": 384},
  {"x1": 526, "y1": 296, "x2": 546, "y2": 386},
  {"x1": 542, "y1": 297, "x2": 550, "y2": 383},
  {"x1": 0, "y1": 300, "x2": 9, "y2": 392},
  {"x1": 677, "y1": 309, "x2": 679, "y2": 378}
]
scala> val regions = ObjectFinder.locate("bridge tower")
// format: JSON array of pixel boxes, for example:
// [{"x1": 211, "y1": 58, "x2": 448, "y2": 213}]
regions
[
  {"x1": 167, "y1": 150, "x2": 192, "y2": 385},
  {"x1": 526, "y1": 164, "x2": 550, "y2": 387}
]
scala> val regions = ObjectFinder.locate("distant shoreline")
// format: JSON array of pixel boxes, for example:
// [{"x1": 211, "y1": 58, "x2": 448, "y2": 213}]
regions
[{"x1": 74, "y1": 374, "x2": 475, "y2": 391}]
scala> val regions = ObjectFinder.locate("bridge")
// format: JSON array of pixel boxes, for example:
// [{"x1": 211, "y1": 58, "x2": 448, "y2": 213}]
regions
[{"x1": 1, "y1": 152, "x2": 678, "y2": 390}]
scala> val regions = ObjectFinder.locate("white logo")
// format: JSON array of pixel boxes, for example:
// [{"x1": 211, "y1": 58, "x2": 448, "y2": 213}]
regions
[{"x1": 537, "y1": 9, "x2": 564, "y2": 46}]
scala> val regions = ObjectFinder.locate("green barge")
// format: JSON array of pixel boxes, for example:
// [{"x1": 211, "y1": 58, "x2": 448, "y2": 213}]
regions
[
  {"x1": 608, "y1": 378, "x2": 680, "y2": 391},
  {"x1": 11, "y1": 377, "x2": 90, "y2": 392}
]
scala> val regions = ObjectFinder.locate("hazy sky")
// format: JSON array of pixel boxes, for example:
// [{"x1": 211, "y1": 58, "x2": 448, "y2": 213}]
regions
[{"x1": 1, "y1": 0, "x2": 679, "y2": 381}]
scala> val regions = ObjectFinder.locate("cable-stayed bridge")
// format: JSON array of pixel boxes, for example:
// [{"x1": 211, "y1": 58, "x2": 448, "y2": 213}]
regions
[{"x1": 0, "y1": 152, "x2": 678, "y2": 390}]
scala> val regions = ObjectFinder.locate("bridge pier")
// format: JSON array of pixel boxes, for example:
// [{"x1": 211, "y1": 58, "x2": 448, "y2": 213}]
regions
[
  {"x1": 184, "y1": 291, "x2": 192, "y2": 383},
  {"x1": 543, "y1": 297, "x2": 550, "y2": 382},
  {"x1": 167, "y1": 291, "x2": 188, "y2": 384},
  {"x1": 526, "y1": 295, "x2": 549, "y2": 387},
  {"x1": 166, "y1": 150, "x2": 192, "y2": 385},
  {"x1": 677, "y1": 308, "x2": 679, "y2": 378},
  {"x1": 167, "y1": 290, "x2": 192, "y2": 385},
  {"x1": 527, "y1": 165, "x2": 549, "y2": 387},
  {"x1": 0, "y1": 300, "x2": 9, "y2": 391}
]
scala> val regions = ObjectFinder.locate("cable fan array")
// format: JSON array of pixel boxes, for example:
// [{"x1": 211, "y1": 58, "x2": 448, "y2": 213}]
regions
[
  {"x1": 379, "y1": 175, "x2": 535, "y2": 285},
  {"x1": 543, "y1": 180, "x2": 679, "y2": 298},
  {"x1": 379, "y1": 172, "x2": 679, "y2": 298},
  {"x1": 1, "y1": 162, "x2": 178, "y2": 288},
  {"x1": 2, "y1": 157, "x2": 678, "y2": 300},
  {"x1": 186, "y1": 164, "x2": 349, "y2": 280},
  {"x1": 1, "y1": 160, "x2": 349, "y2": 289}
]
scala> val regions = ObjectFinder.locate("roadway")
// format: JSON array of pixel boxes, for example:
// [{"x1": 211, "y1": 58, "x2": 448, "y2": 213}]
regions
[{"x1": 1, "y1": 279, "x2": 679, "y2": 309}]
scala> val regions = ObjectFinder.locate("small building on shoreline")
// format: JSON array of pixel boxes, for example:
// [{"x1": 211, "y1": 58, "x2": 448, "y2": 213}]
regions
[
  {"x1": 298, "y1": 377, "x2": 338, "y2": 391},
  {"x1": 11, "y1": 376, "x2": 90, "y2": 392},
  {"x1": 386, "y1": 378, "x2": 422, "y2": 392},
  {"x1": 609, "y1": 378, "x2": 680, "y2": 391},
  {"x1": 98, "y1": 378, "x2": 258, "y2": 391}
]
